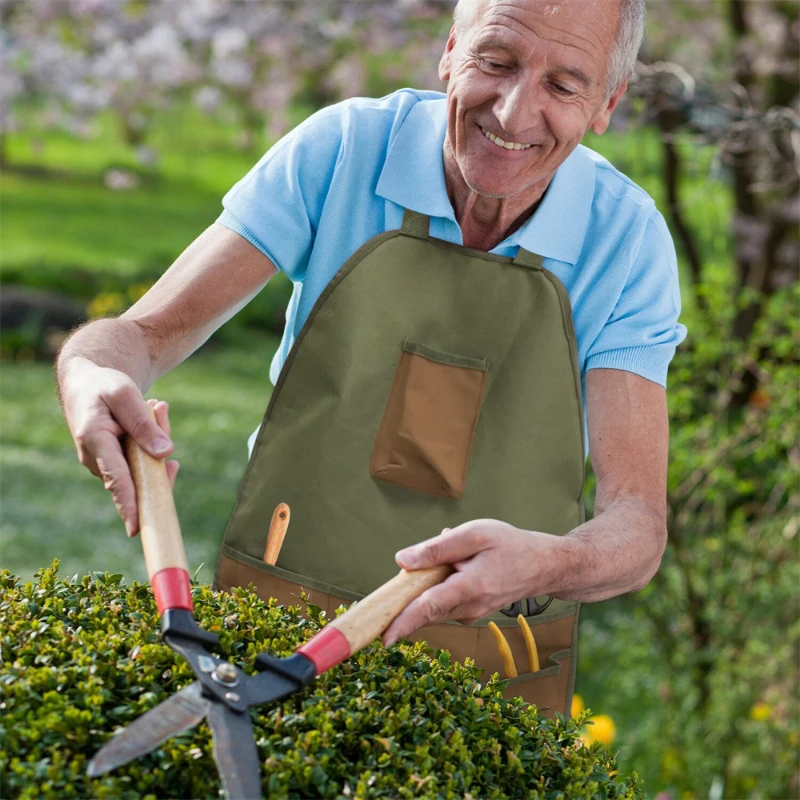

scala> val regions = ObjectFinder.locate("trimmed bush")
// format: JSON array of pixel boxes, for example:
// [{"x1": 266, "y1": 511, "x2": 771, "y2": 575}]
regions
[{"x1": 0, "y1": 563, "x2": 643, "y2": 799}]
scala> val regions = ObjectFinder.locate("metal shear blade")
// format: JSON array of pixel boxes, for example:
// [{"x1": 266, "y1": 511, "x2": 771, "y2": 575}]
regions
[
  {"x1": 87, "y1": 612, "x2": 316, "y2": 799},
  {"x1": 87, "y1": 682, "x2": 210, "y2": 778},
  {"x1": 208, "y1": 701, "x2": 261, "y2": 800}
]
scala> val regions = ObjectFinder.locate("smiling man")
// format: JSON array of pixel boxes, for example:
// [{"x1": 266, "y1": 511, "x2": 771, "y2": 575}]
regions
[
  {"x1": 57, "y1": 0, "x2": 686, "y2": 718},
  {"x1": 442, "y1": 0, "x2": 629, "y2": 249}
]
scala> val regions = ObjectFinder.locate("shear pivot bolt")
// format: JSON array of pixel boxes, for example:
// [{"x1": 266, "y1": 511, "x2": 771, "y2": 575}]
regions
[{"x1": 212, "y1": 663, "x2": 239, "y2": 685}]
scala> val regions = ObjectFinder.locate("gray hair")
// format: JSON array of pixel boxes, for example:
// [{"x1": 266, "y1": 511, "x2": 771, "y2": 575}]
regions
[{"x1": 452, "y1": 0, "x2": 646, "y2": 97}]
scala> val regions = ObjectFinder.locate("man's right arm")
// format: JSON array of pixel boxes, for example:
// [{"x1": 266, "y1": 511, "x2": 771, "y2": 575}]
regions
[{"x1": 56, "y1": 222, "x2": 278, "y2": 535}]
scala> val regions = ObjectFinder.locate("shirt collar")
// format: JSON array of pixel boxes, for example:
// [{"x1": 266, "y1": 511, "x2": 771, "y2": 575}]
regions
[
  {"x1": 375, "y1": 96, "x2": 596, "y2": 265},
  {"x1": 376, "y1": 97, "x2": 454, "y2": 220}
]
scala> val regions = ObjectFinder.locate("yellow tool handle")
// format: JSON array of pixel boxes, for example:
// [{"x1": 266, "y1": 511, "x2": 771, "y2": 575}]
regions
[
  {"x1": 517, "y1": 614, "x2": 540, "y2": 672},
  {"x1": 488, "y1": 621, "x2": 518, "y2": 678}
]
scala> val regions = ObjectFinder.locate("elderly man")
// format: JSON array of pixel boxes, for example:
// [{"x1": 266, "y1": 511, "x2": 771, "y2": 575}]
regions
[{"x1": 57, "y1": 0, "x2": 685, "y2": 717}]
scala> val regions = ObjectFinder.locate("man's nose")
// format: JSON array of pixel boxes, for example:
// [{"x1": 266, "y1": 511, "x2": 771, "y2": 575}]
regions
[{"x1": 493, "y1": 79, "x2": 540, "y2": 138}]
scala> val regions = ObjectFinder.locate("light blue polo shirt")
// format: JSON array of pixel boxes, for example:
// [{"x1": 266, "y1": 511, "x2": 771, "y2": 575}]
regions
[{"x1": 219, "y1": 88, "x2": 686, "y2": 428}]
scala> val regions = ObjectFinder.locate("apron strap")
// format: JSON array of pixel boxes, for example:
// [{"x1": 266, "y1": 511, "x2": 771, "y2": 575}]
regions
[
  {"x1": 401, "y1": 209, "x2": 430, "y2": 239},
  {"x1": 513, "y1": 247, "x2": 545, "y2": 269},
  {"x1": 402, "y1": 211, "x2": 544, "y2": 270}
]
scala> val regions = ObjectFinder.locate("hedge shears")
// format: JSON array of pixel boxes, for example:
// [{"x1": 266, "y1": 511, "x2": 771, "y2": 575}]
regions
[{"x1": 87, "y1": 432, "x2": 451, "y2": 799}]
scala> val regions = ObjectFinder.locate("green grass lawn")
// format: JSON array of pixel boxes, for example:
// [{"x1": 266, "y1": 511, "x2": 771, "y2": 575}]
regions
[
  {"x1": 1, "y1": 106, "x2": 263, "y2": 292},
  {"x1": 0, "y1": 332, "x2": 278, "y2": 585}
]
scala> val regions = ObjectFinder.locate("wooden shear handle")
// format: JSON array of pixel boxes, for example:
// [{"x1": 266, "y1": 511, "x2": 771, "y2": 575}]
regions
[
  {"x1": 296, "y1": 564, "x2": 453, "y2": 675},
  {"x1": 124, "y1": 412, "x2": 191, "y2": 615}
]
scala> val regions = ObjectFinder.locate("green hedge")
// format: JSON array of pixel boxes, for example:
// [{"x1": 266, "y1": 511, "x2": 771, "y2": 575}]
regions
[{"x1": 0, "y1": 563, "x2": 643, "y2": 799}]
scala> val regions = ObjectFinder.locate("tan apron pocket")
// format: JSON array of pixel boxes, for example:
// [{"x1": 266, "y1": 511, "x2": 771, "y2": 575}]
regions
[
  {"x1": 370, "y1": 340, "x2": 488, "y2": 499},
  {"x1": 216, "y1": 553, "x2": 352, "y2": 618},
  {"x1": 503, "y1": 649, "x2": 572, "y2": 717},
  {"x1": 409, "y1": 613, "x2": 576, "y2": 718}
]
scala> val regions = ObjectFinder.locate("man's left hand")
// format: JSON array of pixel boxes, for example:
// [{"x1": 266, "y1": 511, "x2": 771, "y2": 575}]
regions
[{"x1": 381, "y1": 520, "x2": 563, "y2": 646}]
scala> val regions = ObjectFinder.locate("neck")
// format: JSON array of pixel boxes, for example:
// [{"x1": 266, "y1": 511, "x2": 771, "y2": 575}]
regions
[
  {"x1": 443, "y1": 141, "x2": 548, "y2": 251},
  {"x1": 453, "y1": 192, "x2": 543, "y2": 251}
]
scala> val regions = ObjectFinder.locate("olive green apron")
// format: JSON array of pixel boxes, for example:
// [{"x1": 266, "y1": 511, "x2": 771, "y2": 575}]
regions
[{"x1": 215, "y1": 209, "x2": 585, "y2": 718}]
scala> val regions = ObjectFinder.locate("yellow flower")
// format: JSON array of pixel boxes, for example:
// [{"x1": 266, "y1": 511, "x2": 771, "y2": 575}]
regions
[
  {"x1": 661, "y1": 746, "x2": 681, "y2": 780},
  {"x1": 127, "y1": 282, "x2": 153, "y2": 302},
  {"x1": 749, "y1": 702, "x2": 772, "y2": 722},
  {"x1": 571, "y1": 693, "x2": 585, "y2": 717},
  {"x1": 585, "y1": 714, "x2": 616, "y2": 746},
  {"x1": 87, "y1": 291, "x2": 126, "y2": 319}
]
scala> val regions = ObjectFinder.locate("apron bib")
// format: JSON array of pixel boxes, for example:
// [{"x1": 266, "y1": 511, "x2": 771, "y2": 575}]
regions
[{"x1": 215, "y1": 209, "x2": 585, "y2": 717}]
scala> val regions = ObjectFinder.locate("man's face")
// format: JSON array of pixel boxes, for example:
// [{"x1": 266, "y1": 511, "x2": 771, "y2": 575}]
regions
[{"x1": 440, "y1": 0, "x2": 626, "y2": 202}]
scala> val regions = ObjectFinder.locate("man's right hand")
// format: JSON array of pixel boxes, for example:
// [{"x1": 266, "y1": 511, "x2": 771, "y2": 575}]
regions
[
  {"x1": 56, "y1": 224, "x2": 278, "y2": 536},
  {"x1": 59, "y1": 357, "x2": 178, "y2": 536}
]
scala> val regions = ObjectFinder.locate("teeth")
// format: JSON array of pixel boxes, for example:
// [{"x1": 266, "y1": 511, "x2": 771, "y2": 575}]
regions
[{"x1": 481, "y1": 126, "x2": 532, "y2": 150}]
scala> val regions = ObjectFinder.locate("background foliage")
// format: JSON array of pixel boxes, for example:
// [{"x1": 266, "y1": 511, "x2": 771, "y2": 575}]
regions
[{"x1": 1, "y1": 1, "x2": 798, "y2": 797}]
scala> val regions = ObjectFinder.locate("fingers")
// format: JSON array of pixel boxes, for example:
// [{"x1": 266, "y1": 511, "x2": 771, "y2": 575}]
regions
[
  {"x1": 148, "y1": 400, "x2": 179, "y2": 488},
  {"x1": 91, "y1": 401, "x2": 177, "y2": 537},
  {"x1": 95, "y1": 397, "x2": 176, "y2": 537},
  {"x1": 395, "y1": 521, "x2": 490, "y2": 570},
  {"x1": 60, "y1": 359, "x2": 177, "y2": 536},
  {"x1": 92, "y1": 432, "x2": 140, "y2": 537},
  {"x1": 147, "y1": 398, "x2": 172, "y2": 439},
  {"x1": 382, "y1": 571, "x2": 480, "y2": 646},
  {"x1": 165, "y1": 459, "x2": 180, "y2": 490}
]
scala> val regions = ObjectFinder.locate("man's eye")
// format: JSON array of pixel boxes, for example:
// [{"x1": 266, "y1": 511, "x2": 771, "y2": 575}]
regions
[
  {"x1": 482, "y1": 59, "x2": 509, "y2": 71},
  {"x1": 551, "y1": 83, "x2": 576, "y2": 96}
]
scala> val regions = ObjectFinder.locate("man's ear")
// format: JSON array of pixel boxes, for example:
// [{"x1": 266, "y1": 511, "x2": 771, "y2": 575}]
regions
[
  {"x1": 590, "y1": 80, "x2": 628, "y2": 136},
  {"x1": 439, "y1": 26, "x2": 457, "y2": 82}
]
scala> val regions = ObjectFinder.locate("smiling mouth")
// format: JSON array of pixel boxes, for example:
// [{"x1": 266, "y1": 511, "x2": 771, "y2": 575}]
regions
[{"x1": 479, "y1": 125, "x2": 533, "y2": 151}]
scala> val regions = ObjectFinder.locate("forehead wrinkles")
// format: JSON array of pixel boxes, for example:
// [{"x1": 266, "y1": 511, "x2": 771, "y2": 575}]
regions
[{"x1": 469, "y1": 0, "x2": 610, "y2": 62}]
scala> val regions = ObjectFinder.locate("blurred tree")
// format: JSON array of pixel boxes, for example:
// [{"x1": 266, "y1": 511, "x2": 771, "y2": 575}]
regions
[
  {"x1": 0, "y1": 0, "x2": 451, "y2": 162},
  {"x1": 603, "y1": 3, "x2": 800, "y2": 796},
  {"x1": 632, "y1": 0, "x2": 799, "y2": 341}
]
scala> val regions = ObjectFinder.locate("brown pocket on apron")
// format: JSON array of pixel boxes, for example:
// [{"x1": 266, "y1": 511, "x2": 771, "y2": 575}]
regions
[
  {"x1": 370, "y1": 340, "x2": 488, "y2": 499},
  {"x1": 409, "y1": 614, "x2": 576, "y2": 719},
  {"x1": 216, "y1": 553, "x2": 351, "y2": 618}
]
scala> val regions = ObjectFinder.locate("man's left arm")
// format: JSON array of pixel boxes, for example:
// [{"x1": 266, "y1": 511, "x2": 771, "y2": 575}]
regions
[
  {"x1": 548, "y1": 367, "x2": 668, "y2": 602},
  {"x1": 382, "y1": 368, "x2": 668, "y2": 644}
]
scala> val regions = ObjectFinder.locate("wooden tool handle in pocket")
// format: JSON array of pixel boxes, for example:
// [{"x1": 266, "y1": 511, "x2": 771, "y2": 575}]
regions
[
  {"x1": 125, "y1": 423, "x2": 191, "y2": 614},
  {"x1": 263, "y1": 503, "x2": 290, "y2": 565},
  {"x1": 296, "y1": 565, "x2": 452, "y2": 675}
]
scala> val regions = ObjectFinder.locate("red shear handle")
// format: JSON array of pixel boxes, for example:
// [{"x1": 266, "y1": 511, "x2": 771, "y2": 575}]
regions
[
  {"x1": 297, "y1": 565, "x2": 452, "y2": 674},
  {"x1": 124, "y1": 433, "x2": 192, "y2": 614}
]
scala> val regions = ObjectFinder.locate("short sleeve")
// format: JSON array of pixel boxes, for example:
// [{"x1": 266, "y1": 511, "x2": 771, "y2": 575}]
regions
[
  {"x1": 585, "y1": 211, "x2": 687, "y2": 386},
  {"x1": 216, "y1": 107, "x2": 345, "y2": 282}
]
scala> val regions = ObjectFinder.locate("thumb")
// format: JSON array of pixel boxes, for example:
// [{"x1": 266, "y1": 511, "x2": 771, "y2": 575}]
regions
[{"x1": 112, "y1": 393, "x2": 173, "y2": 458}]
